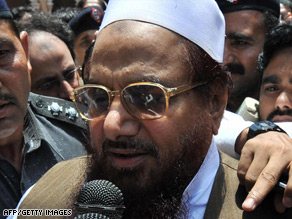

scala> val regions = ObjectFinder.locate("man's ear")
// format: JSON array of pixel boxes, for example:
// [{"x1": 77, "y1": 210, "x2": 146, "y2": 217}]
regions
[
  {"x1": 20, "y1": 31, "x2": 32, "y2": 73},
  {"x1": 208, "y1": 82, "x2": 228, "y2": 135}
]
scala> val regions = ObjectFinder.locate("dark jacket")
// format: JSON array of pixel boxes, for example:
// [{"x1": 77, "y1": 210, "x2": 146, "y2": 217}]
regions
[{"x1": 0, "y1": 93, "x2": 87, "y2": 216}]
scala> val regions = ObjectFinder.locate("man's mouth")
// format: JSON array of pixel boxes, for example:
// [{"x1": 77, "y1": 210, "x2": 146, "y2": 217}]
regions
[
  {"x1": 0, "y1": 101, "x2": 11, "y2": 119},
  {"x1": 107, "y1": 148, "x2": 148, "y2": 168},
  {"x1": 271, "y1": 115, "x2": 292, "y2": 123}
]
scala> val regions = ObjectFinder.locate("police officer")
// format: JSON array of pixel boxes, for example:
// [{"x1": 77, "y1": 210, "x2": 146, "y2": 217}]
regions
[{"x1": 69, "y1": 6, "x2": 104, "y2": 67}]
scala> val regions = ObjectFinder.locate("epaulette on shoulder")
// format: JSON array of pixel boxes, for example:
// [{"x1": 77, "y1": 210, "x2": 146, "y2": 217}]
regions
[{"x1": 28, "y1": 93, "x2": 88, "y2": 130}]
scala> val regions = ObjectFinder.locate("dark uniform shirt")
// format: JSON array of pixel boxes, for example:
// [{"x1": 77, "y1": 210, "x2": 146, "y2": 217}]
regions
[{"x1": 0, "y1": 93, "x2": 88, "y2": 216}]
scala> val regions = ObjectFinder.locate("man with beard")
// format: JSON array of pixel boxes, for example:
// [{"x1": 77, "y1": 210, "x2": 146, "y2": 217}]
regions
[
  {"x1": 16, "y1": 0, "x2": 292, "y2": 218},
  {"x1": 258, "y1": 22, "x2": 292, "y2": 122},
  {"x1": 216, "y1": 21, "x2": 292, "y2": 213},
  {"x1": 215, "y1": 0, "x2": 280, "y2": 112}
]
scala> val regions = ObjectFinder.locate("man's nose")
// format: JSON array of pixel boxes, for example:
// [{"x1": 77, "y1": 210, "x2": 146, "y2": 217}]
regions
[
  {"x1": 223, "y1": 43, "x2": 237, "y2": 65},
  {"x1": 59, "y1": 80, "x2": 74, "y2": 100},
  {"x1": 275, "y1": 91, "x2": 292, "y2": 110},
  {"x1": 103, "y1": 97, "x2": 140, "y2": 141}
]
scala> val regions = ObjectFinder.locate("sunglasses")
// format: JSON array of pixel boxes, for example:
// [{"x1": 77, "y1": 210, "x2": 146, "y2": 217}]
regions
[{"x1": 70, "y1": 81, "x2": 206, "y2": 120}]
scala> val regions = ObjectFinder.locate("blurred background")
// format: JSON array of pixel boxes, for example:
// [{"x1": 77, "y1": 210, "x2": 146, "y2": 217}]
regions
[{"x1": 8, "y1": 0, "x2": 79, "y2": 14}]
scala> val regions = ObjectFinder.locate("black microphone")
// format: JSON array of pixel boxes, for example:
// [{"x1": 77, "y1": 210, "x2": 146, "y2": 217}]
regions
[{"x1": 74, "y1": 180, "x2": 126, "y2": 219}]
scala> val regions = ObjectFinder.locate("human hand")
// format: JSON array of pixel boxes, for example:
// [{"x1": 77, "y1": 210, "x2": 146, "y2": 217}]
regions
[{"x1": 237, "y1": 131, "x2": 292, "y2": 213}]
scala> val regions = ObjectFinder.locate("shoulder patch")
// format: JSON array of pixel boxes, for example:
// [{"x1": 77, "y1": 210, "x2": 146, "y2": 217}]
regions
[{"x1": 28, "y1": 93, "x2": 88, "y2": 130}]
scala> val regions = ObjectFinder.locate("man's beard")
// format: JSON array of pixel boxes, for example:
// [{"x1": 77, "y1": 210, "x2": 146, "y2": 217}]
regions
[
  {"x1": 265, "y1": 108, "x2": 292, "y2": 121},
  {"x1": 86, "y1": 119, "x2": 212, "y2": 219}
]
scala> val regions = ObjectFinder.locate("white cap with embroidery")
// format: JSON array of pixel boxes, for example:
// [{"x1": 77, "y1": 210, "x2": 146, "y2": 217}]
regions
[{"x1": 99, "y1": 0, "x2": 225, "y2": 63}]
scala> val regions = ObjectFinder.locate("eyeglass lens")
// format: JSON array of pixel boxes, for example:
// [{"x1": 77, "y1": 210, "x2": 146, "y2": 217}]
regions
[
  {"x1": 121, "y1": 85, "x2": 166, "y2": 119},
  {"x1": 74, "y1": 84, "x2": 167, "y2": 120},
  {"x1": 37, "y1": 67, "x2": 79, "y2": 91}
]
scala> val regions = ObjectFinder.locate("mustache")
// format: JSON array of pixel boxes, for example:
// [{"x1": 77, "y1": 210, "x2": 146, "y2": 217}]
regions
[
  {"x1": 102, "y1": 138, "x2": 158, "y2": 157},
  {"x1": 267, "y1": 109, "x2": 292, "y2": 121},
  {"x1": 225, "y1": 63, "x2": 245, "y2": 75},
  {"x1": 0, "y1": 92, "x2": 17, "y2": 104}
]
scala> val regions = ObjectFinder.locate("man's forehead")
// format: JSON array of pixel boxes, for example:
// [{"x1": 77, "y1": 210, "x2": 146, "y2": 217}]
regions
[
  {"x1": 0, "y1": 21, "x2": 19, "y2": 41},
  {"x1": 224, "y1": 10, "x2": 266, "y2": 32},
  {"x1": 91, "y1": 22, "x2": 189, "y2": 86}
]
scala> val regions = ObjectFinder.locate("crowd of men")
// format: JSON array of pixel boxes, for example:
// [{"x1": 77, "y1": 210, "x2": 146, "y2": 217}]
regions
[{"x1": 2, "y1": 0, "x2": 292, "y2": 218}]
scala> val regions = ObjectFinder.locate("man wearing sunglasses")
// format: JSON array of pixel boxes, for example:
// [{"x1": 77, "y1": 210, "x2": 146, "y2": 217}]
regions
[{"x1": 17, "y1": 0, "x2": 292, "y2": 218}]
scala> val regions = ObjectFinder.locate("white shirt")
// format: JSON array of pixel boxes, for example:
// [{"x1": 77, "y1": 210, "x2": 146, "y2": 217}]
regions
[
  {"x1": 182, "y1": 138, "x2": 220, "y2": 219},
  {"x1": 215, "y1": 110, "x2": 292, "y2": 159}
]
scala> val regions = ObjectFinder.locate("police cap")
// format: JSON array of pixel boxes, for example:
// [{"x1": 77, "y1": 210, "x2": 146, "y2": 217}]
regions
[
  {"x1": 215, "y1": 0, "x2": 280, "y2": 18},
  {"x1": 69, "y1": 6, "x2": 104, "y2": 36},
  {"x1": 0, "y1": 0, "x2": 13, "y2": 19}
]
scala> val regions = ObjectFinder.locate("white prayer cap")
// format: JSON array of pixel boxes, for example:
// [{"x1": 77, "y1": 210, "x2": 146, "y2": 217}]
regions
[{"x1": 100, "y1": 0, "x2": 225, "y2": 63}]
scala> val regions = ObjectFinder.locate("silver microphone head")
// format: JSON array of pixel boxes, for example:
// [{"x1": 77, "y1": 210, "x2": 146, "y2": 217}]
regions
[
  {"x1": 74, "y1": 212, "x2": 110, "y2": 219},
  {"x1": 75, "y1": 180, "x2": 125, "y2": 219}
]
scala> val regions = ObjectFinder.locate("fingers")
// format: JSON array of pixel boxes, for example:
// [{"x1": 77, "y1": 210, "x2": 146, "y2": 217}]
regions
[
  {"x1": 238, "y1": 132, "x2": 292, "y2": 211},
  {"x1": 237, "y1": 146, "x2": 254, "y2": 186},
  {"x1": 242, "y1": 164, "x2": 281, "y2": 211},
  {"x1": 239, "y1": 145, "x2": 268, "y2": 191}
]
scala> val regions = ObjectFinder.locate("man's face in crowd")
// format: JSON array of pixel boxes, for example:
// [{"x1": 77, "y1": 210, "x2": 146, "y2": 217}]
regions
[
  {"x1": 224, "y1": 10, "x2": 266, "y2": 111},
  {"x1": 86, "y1": 21, "x2": 225, "y2": 217},
  {"x1": 29, "y1": 32, "x2": 81, "y2": 100},
  {"x1": 259, "y1": 47, "x2": 292, "y2": 122},
  {"x1": 74, "y1": 29, "x2": 96, "y2": 67},
  {"x1": 0, "y1": 20, "x2": 31, "y2": 142}
]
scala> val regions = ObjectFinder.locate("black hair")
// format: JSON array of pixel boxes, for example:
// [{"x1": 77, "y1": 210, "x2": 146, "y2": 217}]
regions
[
  {"x1": 258, "y1": 21, "x2": 292, "y2": 79},
  {"x1": 263, "y1": 11, "x2": 280, "y2": 36},
  {"x1": 11, "y1": 6, "x2": 39, "y2": 22},
  {"x1": 52, "y1": 7, "x2": 81, "y2": 24},
  {"x1": 17, "y1": 12, "x2": 76, "y2": 60}
]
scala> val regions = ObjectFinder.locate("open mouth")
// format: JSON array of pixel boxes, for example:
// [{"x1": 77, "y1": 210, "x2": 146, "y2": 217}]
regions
[
  {"x1": 0, "y1": 103, "x2": 10, "y2": 118},
  {"x1": 107, "y1": 149, "x2": 148, "y2": 168}
]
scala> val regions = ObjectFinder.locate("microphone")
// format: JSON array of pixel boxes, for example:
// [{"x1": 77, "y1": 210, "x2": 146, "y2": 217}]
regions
[
  {"x1": 74, "y1": 180, "x2": 126, "y2": 219},
  {"x1": 75, "y1": 212, "x2": 110, "y2": 219}
]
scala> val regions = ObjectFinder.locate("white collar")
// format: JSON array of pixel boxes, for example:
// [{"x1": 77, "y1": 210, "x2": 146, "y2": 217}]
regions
[{"x1": 182, "y1": 137, "x2": 220, "y2": 219}]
